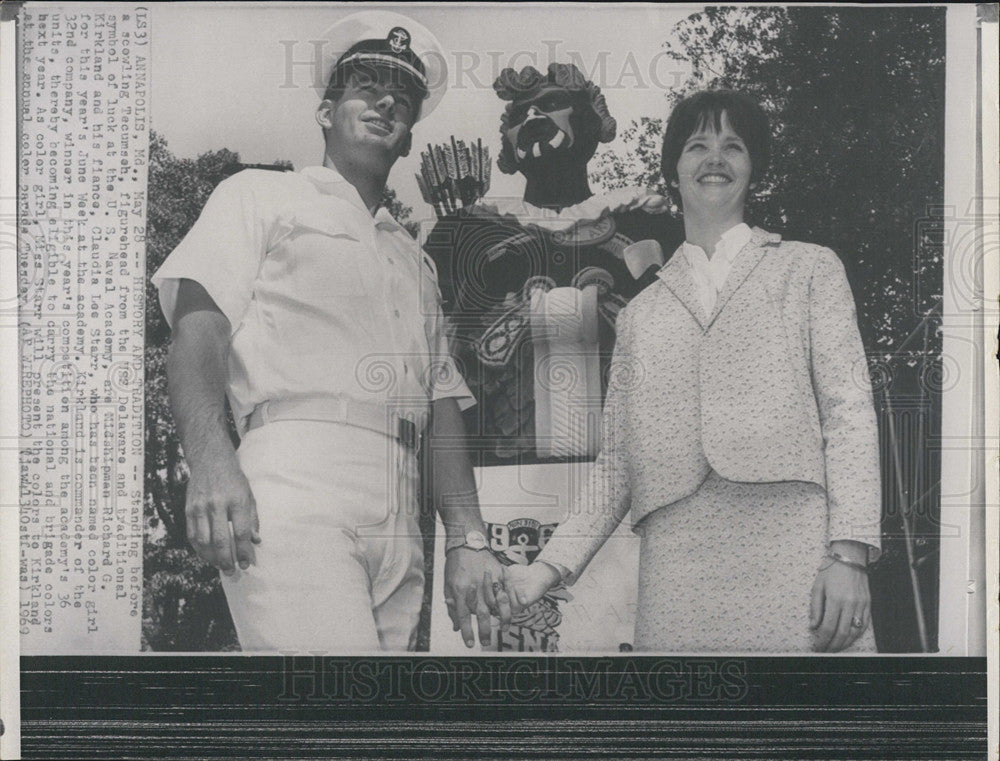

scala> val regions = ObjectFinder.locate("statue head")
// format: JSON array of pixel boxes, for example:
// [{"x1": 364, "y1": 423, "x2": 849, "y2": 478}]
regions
[{"x1": 493, "y1": 62, "x2": 617, "y2": 176}]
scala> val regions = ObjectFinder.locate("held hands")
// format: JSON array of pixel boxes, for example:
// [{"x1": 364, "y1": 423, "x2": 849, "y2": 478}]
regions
[
  {"x1": 809, "y1": 544, "x2": 872, "y2": 652},
  {"x1": 443, "y1": 551, "x2": 565, "y2": 648},
  {"x1": 443, "y1": 547, "x2": 509, "y2": 648},
  {"x1": 185, "y1": 450, "x2": 261, "y2": 574},
  {"x1": 499, "y1": 562, "x2": 562, "y2": 615}
]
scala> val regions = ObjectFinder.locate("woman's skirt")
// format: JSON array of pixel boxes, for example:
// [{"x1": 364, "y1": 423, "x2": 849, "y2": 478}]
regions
[{"x1": 634, "y1": 471, "x2": 877, "y2": 653}]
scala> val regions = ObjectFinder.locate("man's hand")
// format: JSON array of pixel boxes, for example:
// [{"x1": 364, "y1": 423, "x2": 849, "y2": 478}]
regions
[
  {"x1": 443, "y1": 548, "x2": 507, "y2": 648},
  {"x1": 185, "y1": 450, "x2": 260, "y2": 574},
  {"x1": 502, "y1": 562, "x2": 561, "y2": 615},
  {"x1": 429, "y1": 397, "x2": 504, "y2": 648},
  {"x1": 810, "y1": 544, "x2": 872, "y2": 652}
]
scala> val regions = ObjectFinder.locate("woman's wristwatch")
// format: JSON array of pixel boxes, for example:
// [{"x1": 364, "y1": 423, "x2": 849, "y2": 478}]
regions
[{"x1": 825, "y1": 550, "x2": 869, "y2": 573}]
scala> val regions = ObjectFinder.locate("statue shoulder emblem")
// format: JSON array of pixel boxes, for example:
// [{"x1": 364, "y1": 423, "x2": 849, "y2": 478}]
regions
[{"x1": 550, "y1": 215, "x2": 616, "y2": 247}]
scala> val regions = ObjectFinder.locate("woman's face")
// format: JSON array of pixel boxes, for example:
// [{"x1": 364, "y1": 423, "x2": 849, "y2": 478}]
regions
[{"x1": 675, "y1": 110, "x2": 752, "y2": 219}]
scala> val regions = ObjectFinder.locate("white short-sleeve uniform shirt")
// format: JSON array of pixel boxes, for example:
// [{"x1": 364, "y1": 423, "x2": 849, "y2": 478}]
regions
[{"x1": 152, "y1": 165, "x2": 474, "y2": 431}]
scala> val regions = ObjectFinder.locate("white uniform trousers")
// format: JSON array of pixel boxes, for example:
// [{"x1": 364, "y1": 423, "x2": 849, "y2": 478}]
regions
[{"x1": 219, "y1": 419, "x2": 424, "y2": 652}]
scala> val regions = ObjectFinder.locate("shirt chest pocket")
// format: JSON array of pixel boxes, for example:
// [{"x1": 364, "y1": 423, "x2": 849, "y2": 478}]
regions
[{"x1": 280, "y1": 215, "x2": 370, "y2": 299}]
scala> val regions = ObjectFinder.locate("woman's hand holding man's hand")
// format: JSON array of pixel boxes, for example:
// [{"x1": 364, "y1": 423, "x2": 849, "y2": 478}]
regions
[
  {"x1": 506, "y1": 562, "x2": 563, "y2": 613},
  {"x1": 485, "y1": 562, "x2": 563, "y2": 627}
]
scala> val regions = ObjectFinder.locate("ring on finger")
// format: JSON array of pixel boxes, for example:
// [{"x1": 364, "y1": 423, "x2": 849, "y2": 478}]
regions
[
  {"x1": 850, "y1": 616, "x2": 864, "y2": 629},
  {"x1": 492, "y1": 581, "x2": 505, "y2": 596}
]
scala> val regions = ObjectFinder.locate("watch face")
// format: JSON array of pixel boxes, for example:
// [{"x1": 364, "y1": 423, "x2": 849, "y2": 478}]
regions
[{"x1": 465, "y1": 530, "x2": 488, "y2": 550}]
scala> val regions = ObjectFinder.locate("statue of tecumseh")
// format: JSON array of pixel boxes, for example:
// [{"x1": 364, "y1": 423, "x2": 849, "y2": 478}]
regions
[{"x1": 425, "y1": 62, "x2": 683, "y2": 465}]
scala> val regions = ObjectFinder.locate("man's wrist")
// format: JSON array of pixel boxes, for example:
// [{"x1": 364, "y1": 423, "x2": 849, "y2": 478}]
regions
[
  {"x1": 186, "y1": 419, "x2": 239, "y2": 467},
  {"x1": 444, "y1": 525, "x2": 489, "y2": 555}
]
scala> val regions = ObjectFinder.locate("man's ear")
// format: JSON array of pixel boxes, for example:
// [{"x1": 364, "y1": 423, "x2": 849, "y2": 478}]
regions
[{"x1": 315, "y1": 100, "x2": 333, "y2": 129}]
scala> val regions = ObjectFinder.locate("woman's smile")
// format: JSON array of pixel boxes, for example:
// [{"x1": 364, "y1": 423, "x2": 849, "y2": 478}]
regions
[{"x1": 697, "y1": 171, "x2": 733, "y2": 184}]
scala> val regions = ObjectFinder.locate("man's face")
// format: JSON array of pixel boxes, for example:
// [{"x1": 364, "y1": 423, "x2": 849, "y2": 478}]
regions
[
  {"x1": 504, "y1": 85, "x2": 578, "y2": 165},
  {"x1": 317, "y1": 67, "x2": 417, "y2": 166}
]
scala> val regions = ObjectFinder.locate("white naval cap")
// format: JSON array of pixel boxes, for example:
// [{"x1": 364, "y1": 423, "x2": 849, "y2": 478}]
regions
[{"x1": 315, "y1": 10, "x2": 448, "y2": 121}]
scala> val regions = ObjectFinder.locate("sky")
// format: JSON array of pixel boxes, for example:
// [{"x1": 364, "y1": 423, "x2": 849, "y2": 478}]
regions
[{"x1": 150, "y1": 3, "x2": 697, "y2": 220}]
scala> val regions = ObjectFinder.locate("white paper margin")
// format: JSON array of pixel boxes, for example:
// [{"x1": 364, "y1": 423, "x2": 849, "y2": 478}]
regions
[
  {"x1": 1, "y1": 8, "x2": 22, "y2": 758},
  {"x1": 978, "y1": 7, "x2": 999, "y2": 759}
]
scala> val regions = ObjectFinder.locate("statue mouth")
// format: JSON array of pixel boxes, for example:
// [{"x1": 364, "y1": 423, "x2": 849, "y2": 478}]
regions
[{"x1": 515, "y1": 127, "x2": 568, "y2": 161}]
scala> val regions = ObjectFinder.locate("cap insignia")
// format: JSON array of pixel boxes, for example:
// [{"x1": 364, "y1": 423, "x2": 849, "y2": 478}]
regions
[{"x1": 387, "y1": 27, "x2": 411, "y2": 54}]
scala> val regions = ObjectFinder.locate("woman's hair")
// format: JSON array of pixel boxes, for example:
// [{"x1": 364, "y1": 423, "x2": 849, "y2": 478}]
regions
[{"x1": 660, "y1": 89, "x2": 770, "y2": 208}]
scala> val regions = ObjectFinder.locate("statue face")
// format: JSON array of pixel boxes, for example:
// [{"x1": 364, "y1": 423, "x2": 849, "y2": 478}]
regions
[{"x1": 504, "y1": 85, "x2": 579, "y2": 165}]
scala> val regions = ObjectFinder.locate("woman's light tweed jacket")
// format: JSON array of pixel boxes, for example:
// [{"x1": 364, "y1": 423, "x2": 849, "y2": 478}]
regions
[{"x1": 540, "y1": 227, "x2": 883, "y2": 581}]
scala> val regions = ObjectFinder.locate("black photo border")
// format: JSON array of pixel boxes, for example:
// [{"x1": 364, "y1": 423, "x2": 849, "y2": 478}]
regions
[{"x1": 18, "y1": 655, "x2": 988, "y2": 759}]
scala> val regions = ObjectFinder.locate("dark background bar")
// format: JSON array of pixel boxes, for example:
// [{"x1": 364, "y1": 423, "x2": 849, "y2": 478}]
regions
[{"x1": 18, "y1": 656, "x2": 987, "y2": 759}]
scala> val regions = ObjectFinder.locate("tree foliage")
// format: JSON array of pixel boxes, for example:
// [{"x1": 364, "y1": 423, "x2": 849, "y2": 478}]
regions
[{"x1": 594, "y1": 6, "x2": 945, "y2": 372}]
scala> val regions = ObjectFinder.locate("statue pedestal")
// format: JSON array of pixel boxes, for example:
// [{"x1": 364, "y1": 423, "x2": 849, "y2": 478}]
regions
[
  {"x1": 428, "y1": 463, "x2": 640, "y2": 653},
  {"x1": 529, "y1": 285, "x2": 603, "y2": 458}
]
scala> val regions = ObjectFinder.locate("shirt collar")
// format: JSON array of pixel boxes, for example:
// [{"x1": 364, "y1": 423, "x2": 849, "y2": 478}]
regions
[
  {"x1": 373, "y1": 206, "x2": 402, "y2": 231},
  {"x1": 682, "y1": 222, "x2": 753, "y2": 267},
  {"x1": 300, "y1": 164, "x2": 349, "y2": 187},
  {"x1": 300, "y1": 166, "x2": 403, "y2": 231}
]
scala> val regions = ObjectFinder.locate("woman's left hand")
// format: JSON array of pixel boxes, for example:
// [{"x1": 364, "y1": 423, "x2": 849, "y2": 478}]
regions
[{"x1": 809, "y1": 553, "x2": 872, "y2": 652}]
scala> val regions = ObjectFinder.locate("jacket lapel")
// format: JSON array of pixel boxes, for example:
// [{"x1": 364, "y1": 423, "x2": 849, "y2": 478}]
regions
[
  {"x1": 707, "y1": 227, "x2": 781, "y2": 326},
  {"x1": 656, "y1": 251, "x2": 708, "y2": 329}
]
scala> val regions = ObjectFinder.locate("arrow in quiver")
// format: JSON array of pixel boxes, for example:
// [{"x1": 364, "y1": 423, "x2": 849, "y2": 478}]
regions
[{"x1": 416, "y1": 137, "x2": 491, "y2": 216}]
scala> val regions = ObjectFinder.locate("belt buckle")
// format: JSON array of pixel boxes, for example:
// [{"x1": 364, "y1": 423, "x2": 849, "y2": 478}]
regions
[{"x1": 397, "y1": 416, "x2": 418, "y2": 451}]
